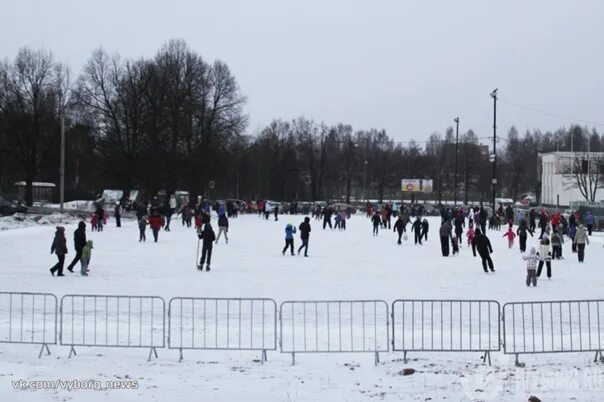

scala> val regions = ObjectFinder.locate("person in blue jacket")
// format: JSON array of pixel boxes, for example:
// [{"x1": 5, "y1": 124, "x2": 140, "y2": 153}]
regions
[
  {"x1": 585, "y1": 211, "x2": 594, "y2": 236},
  {"x1": 282, "y1": 223, "x2": 296, "y2": 255}
]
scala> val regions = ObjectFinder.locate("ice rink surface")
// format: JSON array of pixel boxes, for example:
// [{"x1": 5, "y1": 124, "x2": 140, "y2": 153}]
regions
[{"x1": 0, "y1": 214, "x2": 603, "y2": 401}]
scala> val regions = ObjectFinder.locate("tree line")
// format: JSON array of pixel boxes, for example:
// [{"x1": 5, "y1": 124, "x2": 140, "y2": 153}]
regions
[{"x1": 1, "y1": 40, "x2": 603, "y2": 206}]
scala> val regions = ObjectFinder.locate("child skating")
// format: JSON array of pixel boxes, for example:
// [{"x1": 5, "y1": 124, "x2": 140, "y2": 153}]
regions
[
  {"x1": 282, "y1": 223, "x2": 296, "y2": 256},
  {"x1": 198, "y1": 223, "x2": 216, "y2": 271},
  {"x1": 502, "y1": 226, "x2": 516, "y2": 249},
  {"x1": 372, "y1": 211, "x2": 381, "y2": 236},
  {"x1": 522, "y1": 246, "x2": 538, "y2": 287},
  {"x1": 138, "y1": 215, "x2": 148, "y2": 242},
  {"x1": 466, "y1": 224, "x2": 475, "y2": 247},
  {"x1": 80, "y1": 240, "x2": 93, "y2": 276}
]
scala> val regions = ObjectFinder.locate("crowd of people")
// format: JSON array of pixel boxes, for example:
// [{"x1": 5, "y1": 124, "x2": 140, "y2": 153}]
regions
[{"x1": 47, "y1": 193, "x2": 600, "y2": 286}]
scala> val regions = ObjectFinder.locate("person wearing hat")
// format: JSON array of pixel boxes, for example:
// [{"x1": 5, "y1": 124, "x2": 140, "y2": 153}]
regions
[
  {"x1": 80, "y1": 240, "x2": 94, "y2": 276},
  {"x1": 49, "y1": 226, "x2": 68, "y2": 276}
]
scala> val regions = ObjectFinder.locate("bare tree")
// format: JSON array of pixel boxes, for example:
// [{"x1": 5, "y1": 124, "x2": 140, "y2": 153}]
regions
[{"x1": 0, "y1": 48, "x2": 66, "y2": 205}]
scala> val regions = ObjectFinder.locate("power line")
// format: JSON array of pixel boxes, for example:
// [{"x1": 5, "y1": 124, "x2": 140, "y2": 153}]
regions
[{"x1": 499, "y1": 98, "x2": 604, "y2": 128}]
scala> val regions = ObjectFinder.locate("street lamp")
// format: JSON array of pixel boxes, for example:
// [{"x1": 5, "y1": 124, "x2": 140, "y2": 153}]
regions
[
  {"x1": 453, "y1": 117, "x2": 459, "y2": 206},
  {"x1": 490, "y1": 88, "x2": 498, "y2": 211}
]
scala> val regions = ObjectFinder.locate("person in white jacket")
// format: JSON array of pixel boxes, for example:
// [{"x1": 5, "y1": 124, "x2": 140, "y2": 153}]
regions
[
  {"x1": 523, "y1": 247, "x2": 538, "y2": 287},
  {"x1": 536, "y1": 235, "x2": 552, "y2": 279}
]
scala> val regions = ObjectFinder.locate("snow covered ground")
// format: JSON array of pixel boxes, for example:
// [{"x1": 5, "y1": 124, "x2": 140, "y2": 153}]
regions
[{"x1": 0, "y1": 214, "x2": 603, "y2": 401}]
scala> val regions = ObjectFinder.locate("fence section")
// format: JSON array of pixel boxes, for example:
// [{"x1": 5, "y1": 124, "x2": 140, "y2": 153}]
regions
[
  {"x1": 60, "y1": 294, "x2": 165, "y2": 360},
  {"x1": 279, "y1": 300, "x2": 389, "y2": 365},
  {"x1": 168, "y1": 297, "x2": 277, "y2": 362},
  {"x1": 0, "y1": 292, "x2": 58, "y2": 358},
  {"x1": 503, "y1": 300, "x2": 604, "y2": 366},
  {"x1": 392, "y1": 300, "x2": 501, "y2": 365}
]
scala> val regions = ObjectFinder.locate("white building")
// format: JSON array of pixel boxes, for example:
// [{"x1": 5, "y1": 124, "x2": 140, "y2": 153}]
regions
[{"x1": 539, "y1": 152, "x2": 604, "y2": 206}]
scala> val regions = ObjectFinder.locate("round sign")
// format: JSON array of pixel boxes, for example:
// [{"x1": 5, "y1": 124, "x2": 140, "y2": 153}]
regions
[
  {"x1": 406, "y1": 183, "x2": 415, "y2": 191},
  {"x1": 208, "y1": 180, "x2": 215, "y2": 189}
]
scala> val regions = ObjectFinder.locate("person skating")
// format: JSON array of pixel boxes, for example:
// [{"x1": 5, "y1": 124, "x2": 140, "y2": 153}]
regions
[
  {"x1": 80, "y1": 240, "x2": 93, "y2": 276},
  {"x1": 216, "y1": 213, "x2": 229, "y2": 244},
  {"x1": 451, "y1": 235, "x2": 460, "y2": 255},
  {"x1": 472, "y1": 228, "x2": 495, "y2": 273},
  {"x1": 148, "y1": 210, "x2": 164, "y2": 243},
  {"x1": 323, "y1": 207, "x2": 333, "y2": 230},
  {"x1": 164, "y1": 206, "x2": 173, "y2": 232},
  {"x1": 95, "y1": 206, "x2": 105, "y2": 231},
  {"x1": 538, "y1": 212, "x2": 549, "y2": 239},
  {"x1": 536, "y1": 235, "x2": 552, "y2": 279},
  {"x1": 49, "y1": 226, "x2": 68, "y2": 276},
  {"x1": 466, "y1": 223, "x2": 475, "y2": 247},
  {"x1": 453, "y1": 212, "x2": 464, "y2": 247},
  {"x1": 528, "y1": 209, "x2": 537, "y2": 233},
  {"x1": 573, "y1": 224, "x2": 589, "y2": 263},
  {"x1": 568, "y1": 222, "x2": 577, "y2": 253},
  {"x1": 411, "y1": 217, "x2": 423, "y2": 245},
  {"x1": 421, "y1": 218, "x2": 429, "y2": 242},
  {"x1": 393, "y1": 216, "x2": 407, "y2": 244},
  {"x1": 551, "y1": 228, "x2": 564, "y2": 260},
  {"x1": 66, "y1": 221, "x2": 86, "y2": 272},
  {"x1": 197, "y1": 222, "x2": 216, "y2": 271},
  {"x1": 114, "y1": 203, "x2": 122, "y2": 227},
  {"x1": 372, "y1": 211, "x2": 381, "y2": 236},
  {"x1": 298, "y1": 217, "x2": 311, "y2": 257},
  {"x1": 439, "y1": 220, "x2": 453, "y2": 257},
  {"x1": 138, "y1": 215, "x2": 148, "y2": 242},
  {"x1": 282, "y1": 223, "x2": 296, "y2": 255},
  {"x1": 502, "y1": 225, "x2": 516, "y2": 249},
  {"x1": 585, "y1": 211, "x2": 594, "y2": 236},
  {"x1": 516, "y1": 219, "x2": 533, "y2": 253},
  {"x1": 523, "y1": 246, "x2": 539, "y2": 287},
  {"x1": 274, "y1": 204, "x2": 279, "y2": 221},
  {"x1": 479, "y1": 207, "x2": 488, "y2": 234}
]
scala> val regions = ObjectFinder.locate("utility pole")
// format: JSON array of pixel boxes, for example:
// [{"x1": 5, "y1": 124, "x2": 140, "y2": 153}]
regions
[
  {"x1": 453, "y1": 117, "x2": 459, "y2": 206},
  {"x1": 490, "y1": 89, "x2": 498, "y2": 211},
  {"x1": 363, "y1": 137, "x2": 368, "y2": 203},
  {"x1": 60, "y1": 114, "x2": 65, "y2": 213}
]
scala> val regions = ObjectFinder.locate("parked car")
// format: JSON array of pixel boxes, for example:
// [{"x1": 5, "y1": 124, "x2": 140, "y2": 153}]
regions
[
  {"x1": 0, "y1": 194, "x2": 28, "y2": 216},
  {"x1": 328, "y1": 203, "x2": 357, "y2": 214}
]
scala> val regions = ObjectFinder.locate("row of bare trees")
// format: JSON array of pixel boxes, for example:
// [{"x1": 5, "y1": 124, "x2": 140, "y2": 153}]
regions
[{"x1": 1, "y1": 41, "x2": 604, "y2": 205}]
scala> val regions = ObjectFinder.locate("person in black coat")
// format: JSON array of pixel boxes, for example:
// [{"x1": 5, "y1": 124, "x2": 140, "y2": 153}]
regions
[
  {"x1": 439, "y1": 220, "x2": 453, "y2": 256},
  {"x1": 393, "y1": 216, "x2": 407, "y2": 244},
  {"x1": 411, "y1": 217, "x2": 423, "y2": 245},
  {"x1": 371, "y1": 212, "x2": 381, "y2": 236},
  {"x1": 529, "y1": 209, "x2": 537, "y2": 233},
  {"x1": 114, "y1": 203, "x2": 122, "y2": 227},
  {"x1": 472, "y1": 228, "x2": 495, "y2": 272},
  {"x1": 479, "y1": 207, "x2": 488, "y2": 234},
  {"x1": 298, "y1": 217, "x2": 311, "y2": 257},
  {"x1": 322, "y1": 207, "x2": 333, "y2": 230},
  {"x1": 66, "y1": 221, "x2": 86, "y2": 272},
  {"x1": 50, "y1": 226, "x2": 68, "y2": 276},
  {"x1": 516, "y1": 219, "x2": 534, "y2": 253},
  {"x1": 453, "y1": 213, "x2": 464, "y2": 245},
  {"x1": 198, "y1": 223, "x2": 216, "y2": 271}
]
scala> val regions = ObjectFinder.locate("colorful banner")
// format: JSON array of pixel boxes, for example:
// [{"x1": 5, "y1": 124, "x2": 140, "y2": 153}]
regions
[{"x1": 401, "y1": 179, "x2": 421, "y2": 192}]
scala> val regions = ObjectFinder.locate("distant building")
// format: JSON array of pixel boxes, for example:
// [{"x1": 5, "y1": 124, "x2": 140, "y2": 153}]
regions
[
  {"x1": 539, "y1": 152, "x2": 604, "y2": 206},
  {"x1": 14, "y1": 181, "x2": 56, "y2": 203}
]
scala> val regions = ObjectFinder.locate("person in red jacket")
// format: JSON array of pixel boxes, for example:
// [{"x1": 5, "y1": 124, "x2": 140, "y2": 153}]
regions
[{"x1": 148, "y1": 210, "x2": 164, "y2": 243}]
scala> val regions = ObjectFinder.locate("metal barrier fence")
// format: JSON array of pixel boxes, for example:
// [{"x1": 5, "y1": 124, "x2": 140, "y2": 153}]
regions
[
  {"x1": 392, "y1": 300, "x2": 501, "y2": 365},
  {"x1": 168, "y1": 297, "x2": 277, "y2": 362},
  {"x1": 503, "y1": 300, "x2": 604, "y2": 367},
  {"x1": 279, "y1": 300, "x2": 389, "y2": 365},
  {"x1": 0, "y1": 292, "x2": 58, "y2": 358},
  {"x1": 60, "y1": 294, "x2": 166, "y2": 360}
]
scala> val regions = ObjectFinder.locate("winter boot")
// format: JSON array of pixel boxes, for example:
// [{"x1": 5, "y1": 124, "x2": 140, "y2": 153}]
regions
[{"x1": 206, "y1": 264, "x2": 211, "y2": 272}]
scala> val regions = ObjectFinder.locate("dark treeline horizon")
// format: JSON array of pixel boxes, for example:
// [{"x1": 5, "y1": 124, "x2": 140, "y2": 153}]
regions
[{"x1": 1, "y1": 40, "x2": 604, "y2": 206}]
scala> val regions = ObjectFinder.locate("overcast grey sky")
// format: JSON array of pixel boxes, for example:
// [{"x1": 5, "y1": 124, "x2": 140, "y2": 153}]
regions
[{"x1": 2, "y1": 0, "x2": 603, "y2": 142}]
